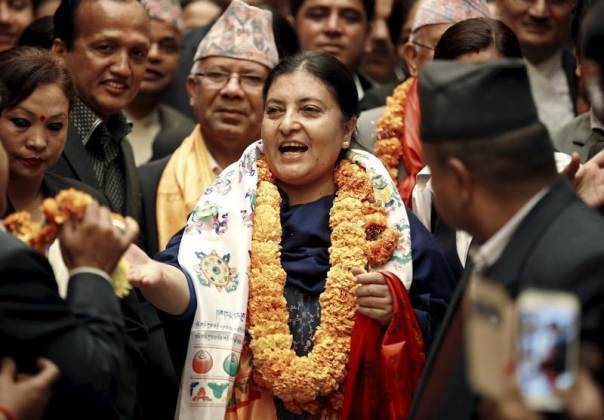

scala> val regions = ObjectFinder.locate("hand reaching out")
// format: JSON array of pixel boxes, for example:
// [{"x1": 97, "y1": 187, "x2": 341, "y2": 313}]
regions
[
  {"x1": 124, "y1": 244, "x2": 164, "y2": 289},
  {"x1": 564, "y1": 151, "x2": 604, "y2": 208}
]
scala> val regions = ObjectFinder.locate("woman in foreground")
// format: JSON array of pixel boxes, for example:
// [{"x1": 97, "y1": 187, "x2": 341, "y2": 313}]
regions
[{"x1": 127, "y1": 51, "x2": 455, "y2": 419}]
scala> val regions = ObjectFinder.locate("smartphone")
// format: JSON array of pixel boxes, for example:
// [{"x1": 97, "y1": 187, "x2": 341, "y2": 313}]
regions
[{"x1": 516, "y1": 289, "x2": 580, "y2": 412}]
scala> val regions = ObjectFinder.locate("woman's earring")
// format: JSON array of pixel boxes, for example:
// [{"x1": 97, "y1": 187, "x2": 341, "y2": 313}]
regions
[{"x1": 342, "y1": 141, "x2": 350, "y2": 149}]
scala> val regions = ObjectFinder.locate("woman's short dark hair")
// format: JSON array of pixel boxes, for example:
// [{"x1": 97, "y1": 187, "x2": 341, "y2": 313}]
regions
[
  {"x1": 290, "y1": 0, "x2": 375, "y2": 22},
  {"x1": 263, "y1": 51, "x2": 359, "y2": 123},
  {"x1": 0, "y1": 47, "x2": 75, "y2": 111},
  {"x1": 434, "y1": 18, "x2": 522, "y2": 61}
]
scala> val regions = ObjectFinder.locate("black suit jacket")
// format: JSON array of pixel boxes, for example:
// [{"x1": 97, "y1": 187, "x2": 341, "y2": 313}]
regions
[
  {"x1": 138, "y1": 155, "x2": 171, "y2": 256},
  {"x1": 410, "y1": 178, "x2": 604, "y2": 419},
  {"x1": 49, "y1": 123, "x2": 142, "y2": 224},
  {"x1": 47, "y1": 122, "x2": 182, "y2": 418},
  {"x1": 0, "y1": 232, "x2": 129, "y2": 420}
]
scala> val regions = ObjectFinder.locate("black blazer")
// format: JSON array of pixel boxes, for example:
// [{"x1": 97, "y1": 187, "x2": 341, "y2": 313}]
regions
[
  {"x1": 49, "y1": 123, "x2": 142, "y2": 224},
  {"x1": 138, "y1": 155, "x2": 171, "y2": 256},
  {"x1": 48, "y1": 123, "x2": 181, "y2": 418},
  {"x1": 0, "y1": 231, "x2": 129, "y2": 420},
  {"x1": 410, "y1": 178, "x2": 604, "y2": 419}
]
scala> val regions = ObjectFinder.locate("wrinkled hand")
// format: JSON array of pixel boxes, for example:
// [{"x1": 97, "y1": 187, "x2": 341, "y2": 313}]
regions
[
  {"x1": 0, "y1": 358, "x2": 60, "y2": 420},
  {"x1": 124, "y1": 244, "x2": 164, "y2": 289},
  {"x1": 59, "y1": 201, "x2": 139, "y2": 273},
  {"x1": 564, "y1": 151, "x2": 604, "y2": 208},
  {"x1": 353, "y1": 267, "x2": 393, "y2": 326}
]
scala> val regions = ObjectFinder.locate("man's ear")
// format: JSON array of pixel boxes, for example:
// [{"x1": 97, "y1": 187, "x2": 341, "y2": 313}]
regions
[
  {"x1": 186, "y1": 75, "x2": 197, "y2": 108},
  {"x1": 51, "y1": 39, "x2": 67, "y2": 59},
  {"x1": 400, "y1": 42, "x2": 418, "y2": 77},
  {"x1": 448, "y1": 157, "x2": 473, "y2": 206}
]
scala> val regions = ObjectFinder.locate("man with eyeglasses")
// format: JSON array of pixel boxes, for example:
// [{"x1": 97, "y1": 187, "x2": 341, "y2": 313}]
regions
[
  {"x1": 355, "y1": 0, "x2": 491, "y2": 206},
  {"x1": 124, "y1": 0, "x2": 194, "y2": 166},
  {"x1": 496, "y1": 0, "x2": 578, "y2": 134},
  {"x1": 138, "y1": 0, "x2": 279, "y2": 256}
]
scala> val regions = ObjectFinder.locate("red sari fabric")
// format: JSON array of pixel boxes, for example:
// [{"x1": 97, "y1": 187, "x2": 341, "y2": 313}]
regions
[
  {"x1": 341, "y1": 271, "x2": 425, "y2": 419},
  {"x1": 398, "y1": 79, "x2": 424, "y2": 208}
]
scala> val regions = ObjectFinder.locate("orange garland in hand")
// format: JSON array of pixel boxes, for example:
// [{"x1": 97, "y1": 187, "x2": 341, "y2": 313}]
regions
[{"x1": 3, "y1": 189, "x2": 131, "y2": 297}]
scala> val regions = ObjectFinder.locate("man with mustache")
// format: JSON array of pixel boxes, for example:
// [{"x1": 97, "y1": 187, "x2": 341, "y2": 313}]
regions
[
  {"x1": 48, "y1": 2, "x2": 181, "y2": 419},
  {"x1": 124, "y1": 0, "x2": 195, "y2": 166},
  {"x1": 139, "y1": 0, "x2": 279, "y2": 256},
  {"x1": 49, "y1": 0, "x2": 150, "y2": 222},
  {"x1": 496, "y1": 0, "x2": 578, "y2": 134}
]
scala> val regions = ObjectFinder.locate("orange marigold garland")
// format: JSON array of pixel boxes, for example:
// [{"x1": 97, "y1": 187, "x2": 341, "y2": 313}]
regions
[
  {"x1": 374, "y1": 77, "x2": 415, "y2": 180},
  {"x1": 3, "y1": 188, "x2": 131, "y2": 298},
  {"x1": 247, "y1": 157, "x2": 399, "y2": 416}
]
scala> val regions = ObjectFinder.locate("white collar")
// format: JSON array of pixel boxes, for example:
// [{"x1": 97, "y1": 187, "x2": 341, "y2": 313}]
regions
[
  {"x1": 354, "y1": 74, "x2": 365, "y2": 100},
  {"x1": 590, "y1": 109, "x2": 604, "y2": 132},
  {"x1": 206, "y1": 150, "x2": 222, "y2": 176},
  {"x1": 470, "y1": 187, "x2": 548, "y2": 274},
  {"x1": 124, "y1": 108, "x2": 160, "y2": 128}
]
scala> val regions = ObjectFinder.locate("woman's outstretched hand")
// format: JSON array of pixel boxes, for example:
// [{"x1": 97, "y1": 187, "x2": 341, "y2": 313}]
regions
[
  {"x1": 123, "y1": 244, "x2": 190, "y2": 315},
  {"x1": 353, "y1": 267, "x2": 393, "y2": 326},
  {"x1": 124, "y1": 244, "x2": 164, "y2": 289}
]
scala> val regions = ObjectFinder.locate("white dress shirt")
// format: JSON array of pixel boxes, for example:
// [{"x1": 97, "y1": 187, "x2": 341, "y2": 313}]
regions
[
  {"x1": 526, "y1": 50, "x2": 575, "y2": 135},
  {"x1": 125, "y1": 109, "x2": 161, "y2": 166}
]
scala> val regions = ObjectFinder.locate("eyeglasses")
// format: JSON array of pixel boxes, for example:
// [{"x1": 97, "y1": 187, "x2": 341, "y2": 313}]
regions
[
  {"x1": 193, "y1": 71, "x2": 266, "y2": 90},
  {"x1": 411, "y1": 40, "x2": 436, "y2": 51}
]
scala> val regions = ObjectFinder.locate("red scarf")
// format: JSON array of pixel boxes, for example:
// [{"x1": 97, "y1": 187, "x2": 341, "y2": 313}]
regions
[
  {"x1": 398, "y1": 80, "x2": 424, "y2": 208},
  {"x1": 341, "y1": 271, "x2": 425, "y2": 419}
]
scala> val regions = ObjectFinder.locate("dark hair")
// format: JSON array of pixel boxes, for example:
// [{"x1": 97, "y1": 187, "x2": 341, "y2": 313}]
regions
[
  {"x1": 430, "y1": 123, "x2": 557, "y2": 193},
  {"x1": 53, "y1": 0, "x2": 140, "y2": 50},
  {"x1": 18, "y1": 16, "x2": 54, "y2": 49},
  {"x1": 290, "y1": 0, "x2": 375, "y2": 22},
  {"x1": 387, "y1": 0, "x2": 413, "y2": 45},
  {"x1": 434, "y1": 18, "x2": 522, "y2": 61},
  {"x1": 571, "y1": 0, "x2": 596, "y2": 48},
  {"x1": 263, "y1": 51, "x2": 359, "y2": 123},
  {"x1": 0, "y1": 47, "x2": 75, "y2": 110},
  {"x1": 269, "y1": 8, "x2": 300, "y2": 59}
]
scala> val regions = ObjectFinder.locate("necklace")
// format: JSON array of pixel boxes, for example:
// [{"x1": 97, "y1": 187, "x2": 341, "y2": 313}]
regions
[{"x1": 247, "y1": 157, "x2": 399, "y2": 415}]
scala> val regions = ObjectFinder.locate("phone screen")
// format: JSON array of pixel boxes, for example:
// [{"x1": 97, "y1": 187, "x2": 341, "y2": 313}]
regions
[{"x1": 517, "y1": 302, "x2": 578, "y2": 410}]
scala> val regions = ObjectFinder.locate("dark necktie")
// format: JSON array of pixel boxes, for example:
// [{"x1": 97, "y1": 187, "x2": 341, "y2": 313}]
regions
[{"x1": 90, "y1": 129, "x2": 126, "y2": 213}]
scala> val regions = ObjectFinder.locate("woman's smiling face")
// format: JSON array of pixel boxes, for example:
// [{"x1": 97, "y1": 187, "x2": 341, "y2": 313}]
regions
[{"x1": 261, "y1": 69, "x2": 356, "y2": 203}]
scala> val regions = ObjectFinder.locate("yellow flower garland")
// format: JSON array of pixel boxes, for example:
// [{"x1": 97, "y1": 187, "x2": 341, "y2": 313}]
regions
[
  {"x1": 247, "y1": 157, "x2": 399, "y2": 415},
  {"x1": 374, "y1": 77, "x2": 415, "y2": 181},
  {"x1": 3, "y1": 189, "x2": 131, "y2": 298}
]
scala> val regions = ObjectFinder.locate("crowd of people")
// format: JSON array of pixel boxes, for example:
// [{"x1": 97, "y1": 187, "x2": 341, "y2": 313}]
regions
[{"x1": 0, "y1": 0, "x2": 603, "y2": 419}]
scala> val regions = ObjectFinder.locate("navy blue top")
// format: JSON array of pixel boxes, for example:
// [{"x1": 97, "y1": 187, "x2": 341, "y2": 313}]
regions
[{"x1": 156, "y1": 195, "x2": 457, "y2": 418}]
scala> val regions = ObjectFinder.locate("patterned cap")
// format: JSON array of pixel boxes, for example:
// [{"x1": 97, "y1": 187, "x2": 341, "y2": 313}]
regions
[
  {"x1": 141, "y1": 0, "x2": 183, "y2": 32},
  {"x1": 193, "y1": 0, "x2": 278, "y2": 69},
  {"x1": 412, "y1": 0, "x2": 491, "y2": 33}
]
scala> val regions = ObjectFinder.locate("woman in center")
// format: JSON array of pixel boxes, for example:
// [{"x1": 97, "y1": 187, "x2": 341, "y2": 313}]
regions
[{"x1": 128, "y1": 51, "x2": 454, "y2": 419}]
